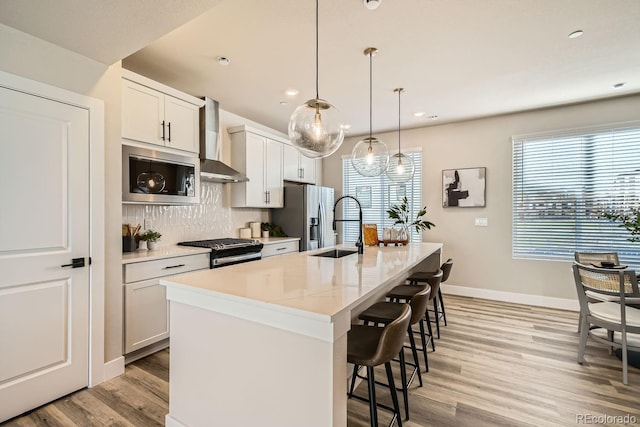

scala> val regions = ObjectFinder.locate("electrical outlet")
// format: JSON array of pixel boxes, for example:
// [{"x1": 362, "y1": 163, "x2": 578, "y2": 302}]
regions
[{"x1": 474, "y1": 217, "x2": 488, "y2": 227}]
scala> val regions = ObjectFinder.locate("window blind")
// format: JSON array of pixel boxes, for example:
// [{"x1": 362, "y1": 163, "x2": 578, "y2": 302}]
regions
[
  {"x1": 512, "y1": 122, "x2": 640, "y2": 267},
  {"x1": 341, "y1": 148, "x2": 423, "y2": 244}
]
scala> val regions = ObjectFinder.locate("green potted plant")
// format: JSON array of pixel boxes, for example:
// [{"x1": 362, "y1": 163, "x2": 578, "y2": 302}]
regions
[
  {"x1": 139, "y1": 229, "x2": 162, "y2": 250},
  {"x1": 603, "y1": 206, "x2": 640, "y2": 242},
  {"x1": 386, "y1": 196, "x2": 435, "y2": 242}
]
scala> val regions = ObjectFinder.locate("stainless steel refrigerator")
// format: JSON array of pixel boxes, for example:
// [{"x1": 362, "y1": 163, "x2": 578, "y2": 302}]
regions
[{"x1": 272, "y1": 185, "x2": 335, "y2": 252}]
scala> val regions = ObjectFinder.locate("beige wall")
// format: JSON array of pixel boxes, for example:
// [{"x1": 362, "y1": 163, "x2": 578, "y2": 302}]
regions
[
  {"x1": 323, "y1": 94, "x2": 640, "y2": 300},
  {"x1": 0, "y1": 24, "x2": 124, "y2": 362}
]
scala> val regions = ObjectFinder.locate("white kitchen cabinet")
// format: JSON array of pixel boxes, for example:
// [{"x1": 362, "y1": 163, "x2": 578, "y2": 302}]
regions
[
  {"x1": 121, "y1": 70, "x2": 202, "y2": 154},
  {"x1": 283, "y1": 143, "x2": 317, "y2": 184},
  {"x1": 260, "y1": 239, "x2": 300, "y2": 257},
  {"x1": 228, "y1": 125, "x2": 284, "y2": 208},
  {"x1": 123, "y1": 252, "x2": 209, "y2": 354}
]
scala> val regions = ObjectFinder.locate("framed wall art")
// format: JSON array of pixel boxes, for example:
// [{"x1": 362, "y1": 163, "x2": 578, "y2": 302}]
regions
[{"x1": 442, "y1": 167, "x2": 486, "y2": 208}]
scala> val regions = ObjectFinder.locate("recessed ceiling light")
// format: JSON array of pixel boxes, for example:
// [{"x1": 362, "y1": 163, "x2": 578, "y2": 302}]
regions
[
  {"x1": 413, "y1": 112, "x2": 426, "y2": 117},
  {"x1": 216, "y1": 56, "x2": 230, "y2": 66},
  {"x1": 285, "y1": 89, "x2": 299, "y2": 97},
  {"x1": 568, "y1": 30, "x2": 583, "y2": 39},
  {"x1": 280, "y1": 101, "x2": 288, "y2": 105},
  {"x1": 428, "y1": 115, "x2": 439, "y2": 120},
  {"x1": 613, "y1": 82, "x2": 626, "y2": 90},
  {"x1": 363, "y1": 0, "x2": 381, "y2": 10}
]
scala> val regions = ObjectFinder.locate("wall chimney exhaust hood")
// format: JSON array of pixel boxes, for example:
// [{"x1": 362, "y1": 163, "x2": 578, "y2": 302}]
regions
[{"x1": 199, "y1": 97, "x2": 248, "y2": 183}]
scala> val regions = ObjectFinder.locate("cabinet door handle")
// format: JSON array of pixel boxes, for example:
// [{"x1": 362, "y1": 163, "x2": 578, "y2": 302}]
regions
[
  {"x1": 301, "y1": 168, "x2": 304, "y2": 179},
  {"x1": 161, "y1": 120, "x2": 166, "y2": 141},
  {"x1": 276, "y1": 247, "x2": 286, "y2": 251},
  {"x1": 167, "y1": 122, "x2": 171, "y2": 142},
  {"x1": 163, "y1": 263, "x2": 186, "y2": 270}
]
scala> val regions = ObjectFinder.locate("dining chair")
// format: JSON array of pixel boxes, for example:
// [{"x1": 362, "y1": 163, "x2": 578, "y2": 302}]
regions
[
  {"x1": 572, "y1": 262, "x2": 640, "y2": 384},
  {"x1": 573, "y1": 252, "x2": 640, "y2": 332}
]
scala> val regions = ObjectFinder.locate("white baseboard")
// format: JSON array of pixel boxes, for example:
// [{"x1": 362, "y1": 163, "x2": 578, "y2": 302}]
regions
[
  {"x1": 166, "y1": 414, "x2": 186, "y2": 427},
  {"x1": 102, "y1": 356, "x2": 125, "y2": 383},
  {"x1": 441, "y1": 284, "x2": 579, "y2": 312}
]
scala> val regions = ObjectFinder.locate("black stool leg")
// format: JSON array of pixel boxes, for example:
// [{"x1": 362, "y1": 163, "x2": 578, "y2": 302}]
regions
[
  {"x1": 349, "y1": 364, "x2": 359, "y2": 397},
  {"x1": 398, "y1": 348, "x2": 409, "y2": 420},
  {"x1": 385, "y1": 362, "x2": 403, "y2": 427},
  {"x1": 407, "y1": 326, "x2": 423, "y2": 387},
  {"x1": 433, "y1": 300, "x2": 441, "y2": 339},
  {"x1": 366, "y1": 366, "x2": 378, "y2": 427},
  {"x1": 424, "y1": 308, "x2": 436, "y2": 351},
  {"x1": 418, "y1": 318, "x2": 429, "y2": 372},
  {"x1": 438, "y1": 288, "x2": 447, "y2": 326}
]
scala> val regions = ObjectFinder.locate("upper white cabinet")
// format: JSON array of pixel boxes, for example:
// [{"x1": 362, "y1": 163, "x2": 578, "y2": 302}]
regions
[
  {"x1": 121, "y1": 70, "x2": 203, "y2": 154},
  {"x1": 228, "y1": 125, "x2": 284, "y2": 208},
  {"x1": 283, "y1": 143, "x2": 317, "y2": 184}
]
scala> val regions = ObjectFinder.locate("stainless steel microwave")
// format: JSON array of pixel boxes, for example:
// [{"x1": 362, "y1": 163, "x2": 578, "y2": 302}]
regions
[{"x1": 122, "y1": 145, "x2": 200, "y2": 205}]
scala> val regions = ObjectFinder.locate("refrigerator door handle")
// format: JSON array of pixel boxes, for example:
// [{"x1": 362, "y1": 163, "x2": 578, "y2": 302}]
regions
[{"x1": 318, "y1": 203, "x2": 323, "y2": 248}]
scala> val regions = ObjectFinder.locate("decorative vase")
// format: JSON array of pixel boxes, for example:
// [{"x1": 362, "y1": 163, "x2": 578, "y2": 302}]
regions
[
  {"x1": 147, "y1": 240, "x2": 157, "y2": 250},
  {"x1": 398, "y1": 225, "x2": 410, "y2": 243},
  {"x1": 138, "y1": 240, "x2": 148, "y2": 251}
]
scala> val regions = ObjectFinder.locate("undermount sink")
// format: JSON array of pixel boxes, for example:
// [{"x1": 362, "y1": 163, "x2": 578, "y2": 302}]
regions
[{"x1": 311, "y1": 249, "x2": 358, "y2": 258}]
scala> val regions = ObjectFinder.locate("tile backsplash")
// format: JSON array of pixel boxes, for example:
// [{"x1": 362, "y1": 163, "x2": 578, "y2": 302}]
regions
[{"x1": 122, "y1": 182, "x2": 268, "y2": 246}]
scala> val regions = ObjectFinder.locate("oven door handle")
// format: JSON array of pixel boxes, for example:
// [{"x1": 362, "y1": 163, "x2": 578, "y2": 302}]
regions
[{"x1": 212, "y1": 251, "x2": 261, "y2": 267}]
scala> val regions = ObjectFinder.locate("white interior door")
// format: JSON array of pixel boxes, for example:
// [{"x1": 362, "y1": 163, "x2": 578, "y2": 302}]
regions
[{"x1": 0, "y1": 86, "x2": 90, "y2": 422}]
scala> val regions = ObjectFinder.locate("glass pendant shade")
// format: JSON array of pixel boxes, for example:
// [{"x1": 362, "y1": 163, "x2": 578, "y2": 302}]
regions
[
  {"x1": 351, "y1": 47, "x2": 389, "y2": 177},
  {"x1": 387, "y1": 152, "x2": 415, "y2": 183},
  {"x1": 386, "y1": 87, "x2": 413, "y2": 183},
  {"x1": 351, "y1": 137, "x2": 390, "y2": 177},
  {"x1": 289, "y1": 98, "x2": 345, "y2": 158},
  {"x1": 288, "y1": 0, "x2": 344, "y2": 159}
]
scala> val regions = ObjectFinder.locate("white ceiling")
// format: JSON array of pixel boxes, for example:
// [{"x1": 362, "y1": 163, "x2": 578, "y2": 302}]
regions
[{"x1": 2, "y1": 0, "x2": 639, "y2": 137}]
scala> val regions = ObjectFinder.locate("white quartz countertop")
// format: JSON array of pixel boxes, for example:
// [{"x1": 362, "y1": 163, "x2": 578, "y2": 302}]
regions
[
  {"x1": 122, "y1": 245, "x2": 211, "y2": 264},
  {"x1": 160, "y1": 242, "x2": 442, "y2": 322}
]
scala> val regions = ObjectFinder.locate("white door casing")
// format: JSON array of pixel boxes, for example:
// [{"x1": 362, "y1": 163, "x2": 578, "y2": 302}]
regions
[{"x1": 0, "y1": 71, "x2": 105, "y2": 422}]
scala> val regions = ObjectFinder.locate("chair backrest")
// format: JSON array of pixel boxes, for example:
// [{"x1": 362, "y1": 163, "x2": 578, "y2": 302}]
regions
[
  {"x1": 408, "y1": 285, "x2": 432, "y2": 324},
  {"x1": 574, "y1": 252, "x2": 619, "y2": 266},
  {"x1": 572, "y1": 263, "x2": 640, "y2": 311},
  {"x1": 371, "y1": 303, "x2": 412, "y2": 365},
  {"x1": 425, "y1": 269, "x2": 443, "y2": 301},
  {"x1": 440, "y1": 258, "x2": 453, "y2": 283}
]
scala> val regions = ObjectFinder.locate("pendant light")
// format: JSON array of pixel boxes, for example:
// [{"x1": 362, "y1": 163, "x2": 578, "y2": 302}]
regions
[
  {"x1": 386, "y1": 88, "x2": 415, "y2": 183},
  {"x1": 351, "y1": 47, "x2": 389, "y2": 177},
  {"x1": 288, "y1": 0, "x2": 345, "y2": 159}
]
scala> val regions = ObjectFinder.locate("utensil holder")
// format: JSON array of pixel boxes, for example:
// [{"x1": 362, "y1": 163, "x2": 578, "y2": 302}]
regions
[{"x1": 122, "y1": 236, "x2": 136, "y2": 253}]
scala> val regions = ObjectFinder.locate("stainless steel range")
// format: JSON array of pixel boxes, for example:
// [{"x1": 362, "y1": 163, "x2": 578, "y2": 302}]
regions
[{"x1": 178, "y1": 238, "x2": 263, "y2": 268}]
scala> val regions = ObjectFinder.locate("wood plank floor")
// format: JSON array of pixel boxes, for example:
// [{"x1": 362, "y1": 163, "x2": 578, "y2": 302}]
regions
[{"x1": 4, "y1": 295, "x2": 640, "y2": 426}]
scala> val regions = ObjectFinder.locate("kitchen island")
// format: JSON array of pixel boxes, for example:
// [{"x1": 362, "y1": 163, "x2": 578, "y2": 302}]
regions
[{"x1": 160, "y1": 242, "x2": 442, "y2": 427}]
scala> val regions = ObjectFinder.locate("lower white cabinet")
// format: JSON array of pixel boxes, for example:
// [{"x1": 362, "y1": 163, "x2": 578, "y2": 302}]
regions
[
  {"x1": 123, "y1": 252, "x2": 209, "y2": 354},
  {"x1": 261, "y1": 239, "x2": 299, "y2": 258}
]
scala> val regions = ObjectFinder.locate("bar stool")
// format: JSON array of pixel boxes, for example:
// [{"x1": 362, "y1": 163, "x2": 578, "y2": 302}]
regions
[
  {"x1": 389, "y1": 270, "x2": 443, "y2": 351},
  {"x1": 354, "y1": 284, "x2": 431, "y2": 421},
  {"x1": 407, "y1": 261, "x2": 452, "y2": 337},
  {"x1": 347, "y1": 303, "x2": 411, "y2": 427}
]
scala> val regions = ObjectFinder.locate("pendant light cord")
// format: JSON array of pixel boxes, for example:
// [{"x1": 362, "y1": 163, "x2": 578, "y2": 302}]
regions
[
  {"x1": 369, "y1": 50, "x2": 373, "y2": 142},
  {"x1": 315, "y1": 0, "x2": 319, "y2": 100},
  {"x1": 397, "y1": 89, "x2": 401, "y2": 154}
]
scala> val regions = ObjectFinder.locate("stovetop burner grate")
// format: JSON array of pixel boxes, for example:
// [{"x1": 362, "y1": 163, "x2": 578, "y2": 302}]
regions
[{"x1": 178, "y1": 238, "x2": 261, "y2": 251}]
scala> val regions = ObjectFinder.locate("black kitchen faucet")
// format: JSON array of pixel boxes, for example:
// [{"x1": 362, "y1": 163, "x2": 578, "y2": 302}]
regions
[{"x1": 332, "y1": 196, "x2": 364, "y2": 255}]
